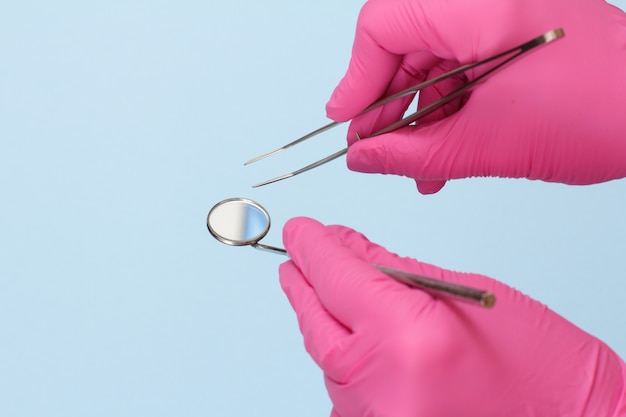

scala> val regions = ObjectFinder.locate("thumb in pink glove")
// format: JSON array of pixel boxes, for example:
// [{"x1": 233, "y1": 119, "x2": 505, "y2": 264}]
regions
[
  {"x1": 279, "y1": 217, "x2": 626, "y2": 417},
  {"x1": 327, "y1": 0, "x2": 626, "y2": 194}
]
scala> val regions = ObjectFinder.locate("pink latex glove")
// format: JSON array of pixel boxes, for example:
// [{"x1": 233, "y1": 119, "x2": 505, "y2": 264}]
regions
[
  {"x1": 279, "y1": 217, "x2": 626, "y2": 417},
  {"x1": 327, "y1": 0, "x2": 626, "y2": 194}
]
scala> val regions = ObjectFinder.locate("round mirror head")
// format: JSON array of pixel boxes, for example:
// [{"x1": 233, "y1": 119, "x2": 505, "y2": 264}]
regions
[{"x1": 207, "y1": 198, "x2": 271, "y2": 246}]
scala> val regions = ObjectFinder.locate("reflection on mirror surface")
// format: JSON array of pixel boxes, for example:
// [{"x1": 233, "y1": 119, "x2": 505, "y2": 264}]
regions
[{"x1": 207, "y1": 198, "x2": 270, "y2": 245}]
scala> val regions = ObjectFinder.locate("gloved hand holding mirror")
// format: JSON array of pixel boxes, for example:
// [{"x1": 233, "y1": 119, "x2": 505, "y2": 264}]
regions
[{"x1": 207, "y1": 197, "x2": 495, "y2": 308}]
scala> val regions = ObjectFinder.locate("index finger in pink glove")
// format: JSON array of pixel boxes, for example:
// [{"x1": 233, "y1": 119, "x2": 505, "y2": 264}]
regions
[
  {"x1": 345, "y1": 59, "x2": 467, "y2": 194},
  {"x1": 326, "y1": 0, "x2": 523, "y2": 122},
  {"x1": 282, "y1": 217, "x2": 434, "y2": 330}
]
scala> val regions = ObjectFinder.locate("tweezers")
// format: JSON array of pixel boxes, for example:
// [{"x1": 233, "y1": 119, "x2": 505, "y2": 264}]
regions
[{"x1": 246, "y1": 29, "x2": 564, "y2": 188}]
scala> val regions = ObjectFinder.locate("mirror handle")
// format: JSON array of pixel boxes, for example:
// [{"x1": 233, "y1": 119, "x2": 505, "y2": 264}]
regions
[{"x1": 252, "y1": 243, "x2": 288, "y2": 256}]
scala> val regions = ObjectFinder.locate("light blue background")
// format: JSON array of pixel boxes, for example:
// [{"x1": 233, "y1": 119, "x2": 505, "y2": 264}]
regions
[{"x1": 1, "y1": 1, "x2": 625, "y2": 416}]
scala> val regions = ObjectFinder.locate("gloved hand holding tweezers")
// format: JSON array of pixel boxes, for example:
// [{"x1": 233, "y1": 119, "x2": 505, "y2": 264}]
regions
[
  {"x1": 325, "y1": 0, "x2": 626, "y2": 194},
  {"x1": 280, "y1": 217, "x2": 626, "y2": 417}
]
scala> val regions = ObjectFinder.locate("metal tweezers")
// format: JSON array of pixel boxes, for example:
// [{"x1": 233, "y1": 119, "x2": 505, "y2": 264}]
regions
[{"x1": 246, "y1": 29, "x2": 564, "y2": 188}]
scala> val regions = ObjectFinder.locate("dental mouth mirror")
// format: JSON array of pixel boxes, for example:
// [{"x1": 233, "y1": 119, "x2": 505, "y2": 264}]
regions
[
  {"x1": 207, "y1": 198, "x2": 496, "y2": 308},
  {"x1": 207, "y1": 197, "x2": 287, "y2": 255}
]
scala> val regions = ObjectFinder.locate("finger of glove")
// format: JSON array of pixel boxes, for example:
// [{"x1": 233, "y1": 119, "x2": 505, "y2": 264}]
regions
[
  {"x1": 348, "y1": 72, "x2": 563, "y2": 187},
  {"x1": 325, "y1": 0, "x2": 506, "y2": 121},
  {"x1": 345, "y1": 58, "x2": 467, "y2": 181},
  {"x1": 282, "y1": 217, "x2": 428, "y2": 330},
  {"x1": 326, "y1": 0, "x2": 454, "y2": 122},
  {"x1": 412, "y1": 61, "x2": 467, "y2": 194},
  {"x1": 279, "y1": 260, "x2": 359, "y2": 381},
  {"x1": 416, "y1": 60, "x2": 467, "y2": 124},
  {"x1": 346, "y1": 115, "x2": 462, "y2": 187},
  {"x1": 344, "y1": 51, "x2": 438, "y2": 146},
  {"x1": 416, "y1": 179, "x2": 447, "y2": 195},
  {"x1": 326, "y1": 0, "x2": 524, "y2": 122},
  {"x1": 324, "y1": 223, "x2": 508, "y2": 312},
  {"x1": 327, "y1": 224, "x2": 447, "y2": 287}
]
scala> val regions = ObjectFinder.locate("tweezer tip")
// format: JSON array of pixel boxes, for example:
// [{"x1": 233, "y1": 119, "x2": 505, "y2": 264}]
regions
[
  {"x1": 245, "y1": 121, "x2": 341, "y2": 166},
  {"x1": 252, "y1": 173, "x2": 295, "y2": 188},
  {"x1": 244, "y1": 148, "x2": 285, "y2": 165}
]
